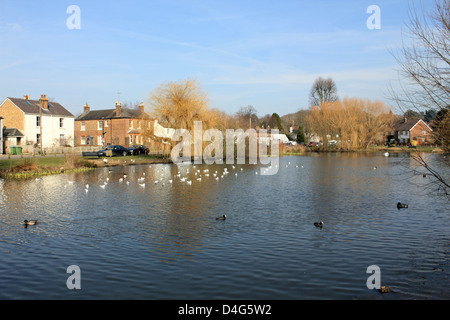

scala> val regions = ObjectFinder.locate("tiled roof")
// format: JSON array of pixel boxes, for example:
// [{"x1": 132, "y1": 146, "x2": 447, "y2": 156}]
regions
[
  {"x1": 75, "y1": 108, "x2": 147, "y2": 121},
  {"x1": 8, "y1": 97, "x2": 74, "y2": 117},
  {"x1": 393, "y1": 118, "x2": 422, "y2": 131},
  {"x1": 3, "y1": 128, "x2": 24, "y2": 137}
]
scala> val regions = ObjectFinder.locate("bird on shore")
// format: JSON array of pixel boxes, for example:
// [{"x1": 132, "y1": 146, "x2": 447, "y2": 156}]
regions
[
  {"x1": 314, "y1": 221, "x2": 324, "y2": 228},
  {"x1": 23, "y1": 220, "x2": 38, "y2": 226},
  {"x1": 397, "y1": 202, "x2": 408, "y2": 209},
  {"x1": 216, "y1": 214, "x2": 227, "y2": 220}
]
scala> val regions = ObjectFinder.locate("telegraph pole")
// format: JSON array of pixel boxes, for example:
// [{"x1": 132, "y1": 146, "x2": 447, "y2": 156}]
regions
[{"x1": 39, "y1": 99, "x2": 43, "y2": 155}]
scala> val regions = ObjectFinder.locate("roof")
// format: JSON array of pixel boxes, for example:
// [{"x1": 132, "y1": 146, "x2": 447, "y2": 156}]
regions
[
  {"x1": 75, "y1": 108, "x2": 148, "y2": 121},
  {"x1": 394, "y1": 118, "x2": 432, "y2": 132},
  {"x1": 7, "y1": 97, "x2": 74, "y2": 117},
  {"x1": 3, "y1": 128, "x2": 24, "y2": 137}
]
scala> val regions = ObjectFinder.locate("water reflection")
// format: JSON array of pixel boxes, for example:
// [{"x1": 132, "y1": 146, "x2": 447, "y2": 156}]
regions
[{"x1": 0, "y1": 152, "x2": 449, "y2": 299}]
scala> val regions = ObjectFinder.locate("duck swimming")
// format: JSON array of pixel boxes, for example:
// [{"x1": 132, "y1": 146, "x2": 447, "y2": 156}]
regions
[
  {"x1": 23, "y1": 220, "x2": 38, "y2": 226},
  {"x1": 314, "y1": 221, "x2": 324, "y2": 228},
  {"x1": 216, "y1": 214, "x2": 227, "y2": 220},
  {"x1": 397, "y1": 202, "x2": 408, "y2": 209},
  {"x1": 377, "y1": 286, "x2": 391, "y2": 294}
]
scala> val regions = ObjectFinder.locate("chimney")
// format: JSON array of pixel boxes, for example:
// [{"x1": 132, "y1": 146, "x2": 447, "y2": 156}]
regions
[
  {"x1": 83, "y1": 103, "x2": 90, "y2": 113},
  {"x1": 139, "y1": 102, "x2": 145, "y2": 114},
  {"x1": 40, "y1": 94, "x2": 48, "y2": 109},
  {"x1": 116, "y1": 100, "x2": 122, "y2": 117},
  {"x1": 24, "y1": 95, "x2": 30, "y2": 100}
]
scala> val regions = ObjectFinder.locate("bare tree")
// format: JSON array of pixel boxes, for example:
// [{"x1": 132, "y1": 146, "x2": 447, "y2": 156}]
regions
[
  {"x1": 388, "y1": 0, "x2": 450, "y2": 199},
  {"x1": 235, "y1": 105, "x2": 258, "y2": 129},
  {"x1": 309, "y1": 77, "x2": 338, "y2": 107}
]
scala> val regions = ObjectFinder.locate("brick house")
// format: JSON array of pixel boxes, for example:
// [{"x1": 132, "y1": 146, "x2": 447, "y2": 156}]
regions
[
  {"x1": 0, "y1": 95, "x2": 75, "y2": 151},
  {"x1": 386, "y1": 117, "x2": 434, "y2": 145},
  {"x1": 74, "y1": 100, "x2": 153, "y2": 148}
]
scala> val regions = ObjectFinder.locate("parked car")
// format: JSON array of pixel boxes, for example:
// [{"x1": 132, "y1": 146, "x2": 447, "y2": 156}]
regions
[
  {"x1": 97, "y1": 145, "x2": 129, "y2": 157},
  {"x1": 128, "y1": 145, "x2": 149, "y2": 155}
]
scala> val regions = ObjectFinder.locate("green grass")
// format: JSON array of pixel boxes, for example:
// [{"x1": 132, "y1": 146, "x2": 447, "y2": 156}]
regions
[
  {"x1": 368, "y1": 145, "x2": 439, "y2": 153},
  {"x1": 0, "y1": 157, "x2": 66, "y2": 169}
]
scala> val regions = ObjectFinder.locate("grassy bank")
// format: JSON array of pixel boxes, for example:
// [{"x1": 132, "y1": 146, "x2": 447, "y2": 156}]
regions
[
  {"x1": 0, "y1": 155, "x2": 96, "y2": 179},
  {"x1": 304, "y1": 145, "x2": 445, "y2": 154},
  {"x1": 0, "y1": 154, "x2": 171, "y2": 179}
]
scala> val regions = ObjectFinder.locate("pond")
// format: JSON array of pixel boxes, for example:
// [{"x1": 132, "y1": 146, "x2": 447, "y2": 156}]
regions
[{"x1": 0, "y1": 152, "x2": 449, "y2": 299}]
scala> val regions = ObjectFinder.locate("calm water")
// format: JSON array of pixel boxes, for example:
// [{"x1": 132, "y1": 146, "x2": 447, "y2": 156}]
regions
[{"x1": 0, "y1": 153, "x2": 449, "y2": 300}]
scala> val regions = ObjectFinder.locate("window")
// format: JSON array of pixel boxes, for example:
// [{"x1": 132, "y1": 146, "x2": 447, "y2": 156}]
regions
[
  {"x1": 98, "y1": 121, "x2": 103, "y2": 131},
  {"x1": 129, "y1": 135, "x2": 133, "y2": 144},
  {"x1": 36, "y1": 116, "x2": 40, "y2": 127},
  {"x1": 130, "y1": 120, "x2": 134, "y2": 129},
  {"x1": 60, "y1": 134, "x2": 65, "y2": 146},
  {"x1": 97, "y1": 135, "x2": 102, "y2": 146},
  {"x1": 81, "y1": 136, "x2": 86, "y2": 145},
  {"x1": 36, "y1": 134, "x2": 41, "y2": 143},
  {"x1": 81, "y1": 121, "x2": 86, "y2": 131},
  {"x1": 422, "y1": 131, "x2": 426, "y2": 135},
  {"x1": 60, "y1": 118, "x2": 64, "y2": 128}
]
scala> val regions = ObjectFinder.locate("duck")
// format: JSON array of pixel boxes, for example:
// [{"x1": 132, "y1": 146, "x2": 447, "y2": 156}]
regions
[
  {"x1": 216, "y1": 214, "x2": 227, "y2": 220},
  {"x1": 23, "y1": 220, "x2": 38, "y2": 226},
  {"x1": 314, "y1": 221, "x2": 324, "y2": 228},
  {"x1": 397, "y1": 202, "x2": 408, "y2": 209},
  {"x1": 377, "y1": 286, "x2": 391, "y2": 294}
]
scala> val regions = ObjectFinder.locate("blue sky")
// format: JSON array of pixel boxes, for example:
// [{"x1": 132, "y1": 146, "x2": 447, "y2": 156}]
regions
[{"x1": 0, "y1": 0, "x2": 433, "y2": 117}]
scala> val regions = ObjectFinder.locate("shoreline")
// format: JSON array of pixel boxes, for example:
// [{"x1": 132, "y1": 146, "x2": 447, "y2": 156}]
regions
[
  {"x1": 0, "y1": 154, "x2": 172, "y2": 180},
  {"x1": 1, "y1": 146, "x2": 446, "y2": 180}
]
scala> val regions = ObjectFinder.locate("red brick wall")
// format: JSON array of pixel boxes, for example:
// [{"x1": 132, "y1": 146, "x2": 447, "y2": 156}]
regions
[
  {"x1": 0, "y1": 99, "x2": 25, "y2": 132},
  {"x1": 410, "y1": 120, "x2": 433, "y2": 145}
]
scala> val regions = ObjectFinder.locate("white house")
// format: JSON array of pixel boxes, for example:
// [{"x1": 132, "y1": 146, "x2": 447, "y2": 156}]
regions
[{"x1": 0, "y1": 95, "x2": 75, "y2": 151}]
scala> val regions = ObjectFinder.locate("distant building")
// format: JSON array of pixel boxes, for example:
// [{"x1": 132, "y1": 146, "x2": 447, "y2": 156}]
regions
[
  {"x1": 386, "y1": 117, "x2": 434, "y2": 145},
  {"x1": 74, "y1": 101, "x2": 152, "y2": 148},
  {"x1": 0, "y1": 95, "x2": 75, "y2": 150}
]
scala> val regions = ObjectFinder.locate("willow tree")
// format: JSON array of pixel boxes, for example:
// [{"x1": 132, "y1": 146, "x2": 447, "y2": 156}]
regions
[
  {"x1": 308, "y1": 98, "x2": 394, "y2": 150},
  {"x1": 148, "y1": 78, "x2": 223, "y2": 158},
  {"x1": 149, "y1": 79, "x2": 214, "y2": 130}
]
